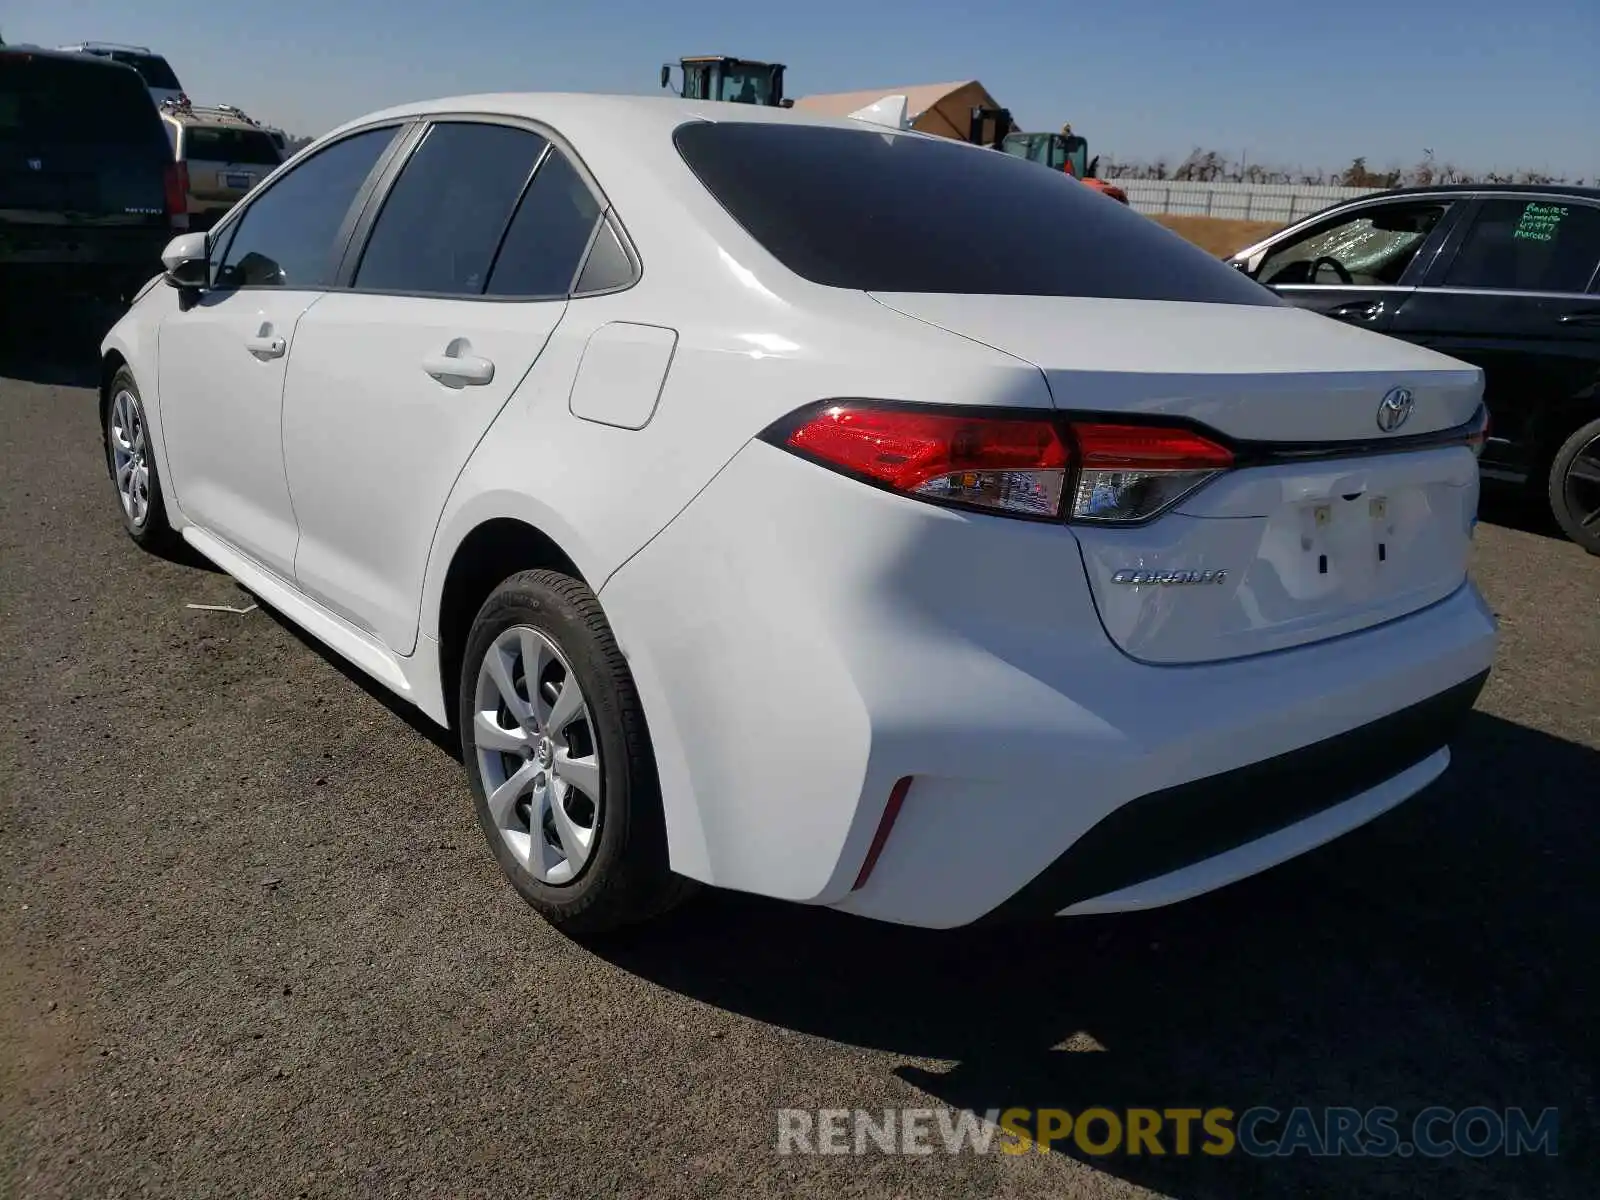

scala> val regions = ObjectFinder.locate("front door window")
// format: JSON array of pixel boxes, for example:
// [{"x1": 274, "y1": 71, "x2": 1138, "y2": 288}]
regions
[{"x1": 1257, "y1": 203, "x2": 1449, "y2": 286}]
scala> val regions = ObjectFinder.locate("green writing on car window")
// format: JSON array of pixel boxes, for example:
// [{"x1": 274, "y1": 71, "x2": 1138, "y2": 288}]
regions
[{"x1": 1514, "y1": 202, "x2": 1567, "y2": 243}]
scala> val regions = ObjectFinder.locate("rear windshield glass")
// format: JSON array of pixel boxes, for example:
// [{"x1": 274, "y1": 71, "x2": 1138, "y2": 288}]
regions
[
  {"x1": 104, "y1": 51, "x2": 182, "y2": 91},
  {"x1": 674, "y1": 121, "x2": 1280, "y2": 304},
  {"x1": 185, "y1": 126, "x2": 281, "y2": 166},
  {"x1": 0, "y1": 53, "x2": 167, "y2": 147}
]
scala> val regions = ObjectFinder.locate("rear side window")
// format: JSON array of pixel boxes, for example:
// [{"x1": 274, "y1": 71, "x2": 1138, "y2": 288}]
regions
[
  {"x1": 0, "y1": 53, "x2": 167, "y2": 148},
  {"x1": 354, "y1": 122, "x2": 547, "y2": 296},
  {"x1": 1442, "y1": 199, "x2": 1600, "y2": 294},
  {"x1": 574, "y1": 219, "x2": 635, "y2": 294},
  {"x1": 215, "y1": 125, "x2": 395, "y2": 289},
  {"x1": 485, "y1": 149, "x2": 604, "y2": 297},
  {"x1": 184, "y1": 126, "x2": 281, "y2": 166},
  {"x1": 673, "y1": 122, "x2": 1279, "y2": 304}
]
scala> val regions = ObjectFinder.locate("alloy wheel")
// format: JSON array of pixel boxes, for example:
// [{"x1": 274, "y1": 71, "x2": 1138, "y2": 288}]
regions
[
  {"x1": 473, "y1": 625, "x2": 601, "y2": 885},
  {"x1": 1562, "y1": 433, "x2": 1600, "y2": 536},
  {"x1": 109, "y1": 388, "x2": 151, "y2": 527}
]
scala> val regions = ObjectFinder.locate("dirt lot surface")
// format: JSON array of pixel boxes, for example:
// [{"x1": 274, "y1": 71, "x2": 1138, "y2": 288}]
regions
[
  {"x1": 2, "y1": 309, "x2": 1596, "y2": 1199},
  {"x1": 1154, "y1": 215, "x2": 1284, "y2": 257}
]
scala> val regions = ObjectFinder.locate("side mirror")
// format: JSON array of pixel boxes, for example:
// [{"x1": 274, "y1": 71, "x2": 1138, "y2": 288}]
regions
[
  {"x1": 779, "y1": 98, "x2": 794, "y2": 109},
  {"x1": 660, "y1": 64, "x2": 671, "y2": 90},
  {"x1": 161, "y1": 230, "x2": 209, "y2": 291}
]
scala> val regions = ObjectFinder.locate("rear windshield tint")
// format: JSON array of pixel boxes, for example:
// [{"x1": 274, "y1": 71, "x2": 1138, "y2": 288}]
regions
[
  {"x1": 0, "y1": 53, "x2": 166, "y2": 148},
  {"x1": 185, "y1": 126, "x2": 281, "y2": 166},
  {"x1": 674, "y1": 121, "x2": 1280, "y2": 304},
  {"x1": 104, "y1": 52, "x2": 182, "y2": 91}
]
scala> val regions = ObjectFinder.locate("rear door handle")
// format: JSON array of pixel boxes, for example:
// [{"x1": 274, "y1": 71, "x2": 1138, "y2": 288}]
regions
[
  {"x1": 244, "y1": 334, "x2": 286, "y2": 359},
  {"x1": 1557, "y1": 310, "x2": 1600, "y2": 327},
  {"x1": 1325, "y1": 300, "x2": 1385, "y2": 320},
  {"x1": 422, "y1": 351, "x2": 495, "y2": 387}
]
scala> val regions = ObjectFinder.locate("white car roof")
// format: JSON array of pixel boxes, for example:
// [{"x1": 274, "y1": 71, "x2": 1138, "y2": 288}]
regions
[
  {"x1": 321, "y1": 91, "x2": 931, "y2": 145},
  {"x1": 295, "y1": 93, "x2": 970, "y2": 312}
]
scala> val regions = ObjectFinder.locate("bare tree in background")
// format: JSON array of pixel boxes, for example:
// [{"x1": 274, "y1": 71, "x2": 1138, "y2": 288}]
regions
[{"x1": 1099, "y1": 148, "x2": 1584, "y2": 187}]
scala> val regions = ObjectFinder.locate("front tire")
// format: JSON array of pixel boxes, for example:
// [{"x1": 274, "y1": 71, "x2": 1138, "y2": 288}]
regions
[
  {"x1": 103, "y1": 367, "x2": 178, "y2": 553},
  {"x1": 458, "y1": 570, "x2": 693, "y2": 934},
  {"x1": 1547, "y1": 417, "x2": 1600, "y2": 555}
]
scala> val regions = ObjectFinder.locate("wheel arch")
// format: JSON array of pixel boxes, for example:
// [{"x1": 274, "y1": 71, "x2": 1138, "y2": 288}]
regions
[
  {"x1": 425, "y1": 508, "x2": 713, "y2": 880},
  {"x1": 1532, "y1": 394, "x2": 1600, "y2": 462},
  {"x1": 98, "y1": 349, "x2": 129, "y2": 429},
  {"x1": 434, "y1": 516, "x2": 586, "y2": 735}
]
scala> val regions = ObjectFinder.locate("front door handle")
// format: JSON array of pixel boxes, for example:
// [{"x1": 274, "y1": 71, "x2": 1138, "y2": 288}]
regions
[
  {"x1": 1557, "y1": 310, "x2": 1600, "y2": 327},
  {"x1": 422, "y1": 347, "x2": 495, "y2": 387},
  {"x1": 1325, "y1": 300, "x2": 1384, "y2": 321},
  {"x1": 244, "y1": 333, "x2": 286, "y2": 359}
]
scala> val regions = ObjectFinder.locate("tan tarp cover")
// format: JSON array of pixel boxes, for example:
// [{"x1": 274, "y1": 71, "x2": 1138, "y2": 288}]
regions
[{"x1": 791, "y1": 81, "x2": 1003, "y2": 140}]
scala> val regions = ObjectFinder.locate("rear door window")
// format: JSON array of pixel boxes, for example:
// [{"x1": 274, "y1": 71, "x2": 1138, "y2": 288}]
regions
[
  {"x1": 353, "y1": 121, "x2": 547, "y2": 296},
  {"x1": 185, "y1": 126, "x2": 281, "y2": 166},
  {"x1": 214, "y1": 125, "x2": 396, "y2": 289},
  {"x1": 1440, "y1": 199, "x2": 1600, "y2": 294},
  {"x1": 484, "y1": 148, "x2": 604, "y2": 297},
  {"x1": 672, "y1": 121, "x2": 1278, "y2": 304}
]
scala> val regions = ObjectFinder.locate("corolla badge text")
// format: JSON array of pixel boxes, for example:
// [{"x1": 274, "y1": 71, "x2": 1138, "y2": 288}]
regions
[{"x1": 1111, "y1": 569, "x2": 1229, "y2": 586}]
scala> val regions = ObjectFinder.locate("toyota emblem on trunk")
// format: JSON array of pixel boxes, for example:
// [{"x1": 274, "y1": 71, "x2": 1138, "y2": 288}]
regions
[
  {"x1": 27, "y1": 158, "x2": 42, "y2": 171},
  {"x1": 1377, "y1": 387, "x2": 1414, "y2": 432}
]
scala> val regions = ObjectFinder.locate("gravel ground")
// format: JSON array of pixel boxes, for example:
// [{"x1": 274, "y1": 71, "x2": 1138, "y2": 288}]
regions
[{"x1": 2, "y1": 312, "x2": 1596, "y2": 1199}]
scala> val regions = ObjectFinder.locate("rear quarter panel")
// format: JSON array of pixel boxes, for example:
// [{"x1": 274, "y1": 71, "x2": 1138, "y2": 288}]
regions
[{"x1": 415, "y1": 251, "x2": 1049, "y2": 650}]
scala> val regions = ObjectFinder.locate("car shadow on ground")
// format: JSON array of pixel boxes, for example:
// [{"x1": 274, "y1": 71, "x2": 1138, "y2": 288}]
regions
[
  {"x1": 591, "y1": 711, "x2": 1596, "y2": 1199},
  {"x1": 1477, "y1": 480, "x2": 1571, "y2": 545},
  {"x1": 250, "y1": 597, "x2": 464, "y2": 760},
  {"x1": 0, "y1": 294, "x2": 121, "y2": 389}
]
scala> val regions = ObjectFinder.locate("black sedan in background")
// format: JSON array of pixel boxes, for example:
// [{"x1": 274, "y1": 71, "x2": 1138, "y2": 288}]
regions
[{"x1": 1230, "y1": 185, "x2": 1600, "y2": 554}]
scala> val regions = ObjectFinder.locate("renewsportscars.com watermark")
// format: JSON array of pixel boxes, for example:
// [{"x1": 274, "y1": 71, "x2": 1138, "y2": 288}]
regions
[{"x1": 777, "y1": 1106, "x2": 1559, "y2": 1158}]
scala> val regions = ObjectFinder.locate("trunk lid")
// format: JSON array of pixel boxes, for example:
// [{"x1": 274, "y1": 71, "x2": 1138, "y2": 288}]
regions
[
  {"x1": 186, "y1": 161, "x2": 264, "y2": 205},
  {"x1": 873, "y1": 293, "x2": 1484, "y2": 664},
  {"x1": 0, "y1": 140, "x2": 165, "y2": 219},
  {"x1": 871, "y1": 294, "x2": 1483, "y2": 440},
  {"x1": 180, "y1": 126, "x2": 281, "y2": 205}
]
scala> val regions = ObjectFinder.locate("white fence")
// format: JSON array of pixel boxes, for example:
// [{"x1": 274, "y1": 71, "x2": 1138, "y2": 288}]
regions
[{"x1": 1107, "y1": 180, "x2": 1382, "y2": 224}]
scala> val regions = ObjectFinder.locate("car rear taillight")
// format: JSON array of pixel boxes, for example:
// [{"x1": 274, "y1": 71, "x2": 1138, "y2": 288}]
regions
[
  {"x1": 1465, "y1": 404, "x2": 1489, "y2": 458},
  {"x1": 163, "y1": 160, "x2": 189, "y2": 218},
  {"x1": 764, "y1": 402, "x2": 1232, "y2": 524},
  {"x1": 779, "y1": 403, "x2": 1070, "y2": 518},
  {"x1": 1068, "y1": 422, "x2": 1233, "y2": 523}
]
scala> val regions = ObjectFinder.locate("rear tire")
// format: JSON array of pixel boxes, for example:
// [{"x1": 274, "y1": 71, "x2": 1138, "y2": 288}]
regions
[
  {"x1": 103, "y1": 367, "x2": 179, "y2": 554},
  {"x1": 458, "y1": 570, "x2": 694, "y2": 935},
  {"x1": 1547, "y1": 416, "x2": 1600, "y2": 555}
]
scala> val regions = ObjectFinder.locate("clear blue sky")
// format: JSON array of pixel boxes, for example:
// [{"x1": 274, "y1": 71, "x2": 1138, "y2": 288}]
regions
[{"x1": 8, "y1": 0, "x2": 1596, "y2": 179}]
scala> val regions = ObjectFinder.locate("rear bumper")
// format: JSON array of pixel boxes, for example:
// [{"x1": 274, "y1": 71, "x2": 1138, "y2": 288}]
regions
[
  {"x1": 985, "y1": 668, "x2": 1487, "y2": 921},
  {"x1": 599, "y1": 440, "x2": 1499, "y2": 928},
  {"x1": 0, "y1": 220, "x2": 170, "y2": 287}
]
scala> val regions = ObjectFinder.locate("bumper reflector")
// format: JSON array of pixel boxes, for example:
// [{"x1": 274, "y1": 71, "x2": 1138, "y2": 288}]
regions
[{"x1": 853, "y1": 776, "x2": 913, "y2": 891}]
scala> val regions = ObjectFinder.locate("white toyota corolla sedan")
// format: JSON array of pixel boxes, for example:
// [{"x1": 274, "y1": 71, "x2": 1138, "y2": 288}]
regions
[{"x1": 99, "y1": 93, "x2": 1497, "y2": 933}]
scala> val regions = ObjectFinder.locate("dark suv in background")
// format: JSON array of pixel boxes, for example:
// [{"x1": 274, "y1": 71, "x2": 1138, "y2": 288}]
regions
[
  {"x1": 1, "y1": 44, "x2": 183, "y2": 309},
  {"x1": 1230, "y1": 185, "x2": 1600, "y2": 554}
]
